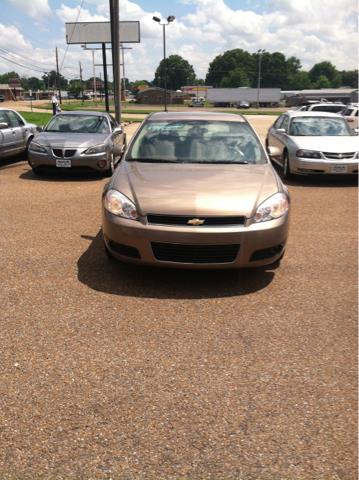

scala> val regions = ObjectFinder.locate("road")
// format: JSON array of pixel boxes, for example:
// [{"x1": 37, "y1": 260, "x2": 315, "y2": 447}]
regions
[{"x1": 0, "y1": 116, "x2": 357, "y2": 479}]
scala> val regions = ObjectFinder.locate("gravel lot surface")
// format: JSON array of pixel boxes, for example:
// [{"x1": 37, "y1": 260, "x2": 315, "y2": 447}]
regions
[{"x1": 0, "y1": 116, "x2": 357, "y2": 480}]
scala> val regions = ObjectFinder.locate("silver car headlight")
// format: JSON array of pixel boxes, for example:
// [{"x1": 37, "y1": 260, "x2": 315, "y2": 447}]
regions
[
  {"x1": 84, "y1": 144, "x2": 106, "y2": 154},
  {"x1": 296, "y1": 149, "x2": 321, "y2": 159},
  {"x1": 29, "y1": 142, "x2": 46, "y2": 153},
  {"x1": 255, "y1": 192, "x2": 289, "y2": 223},
  {"x1": 104, "y1": 189, "x2": 138, "y2": 220}
]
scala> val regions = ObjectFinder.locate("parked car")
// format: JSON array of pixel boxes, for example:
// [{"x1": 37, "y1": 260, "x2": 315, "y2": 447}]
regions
[
  {"x1": 266, "y1": 111, "x2": 358, "y2": 178},
  {"x1": 0, "y1": 108, "x2": 37, "y2": 160},
  {"x1": 340, "y1": 103, "x2": 358, "y2": 130},
  {"x1": 102, "y1": 111, "x2": 290, "y2": 269},
  {"x1": 296, "y1": 103, "x2": 346, "y2": 113},
  {"x1": 28, "y1": 111, "x2": 126, "y2": 176},
  {"x1": 236, "y1": 101, "x2": 250, "y2": 109},
  {"x1": 189, "y1": 98, "x2": 204, "y2": 107},
  {"x1": 0, "y1": 95, "x2": 5, "y2": 102}
]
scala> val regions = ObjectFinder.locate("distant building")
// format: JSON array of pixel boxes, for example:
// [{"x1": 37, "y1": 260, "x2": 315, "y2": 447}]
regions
[
  {"x1": 206, "y1": 87, "x2": 281, "y2": 107},
  {"x1": 0, "y1": 84, "x2": 24, "y2": 101},
  {"x1": 282, "y1": 88, "x2": 358, "y2": 106},
  {"x1": 181, "y1": 85, "x2": 213, "y2": 99},
  {"x1": 136, "y1": 87, "x2": 184, "y2": 105}
]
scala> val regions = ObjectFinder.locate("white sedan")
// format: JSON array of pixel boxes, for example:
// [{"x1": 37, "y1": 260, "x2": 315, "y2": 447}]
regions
[{"x1": 265, "y1": 111, "x2": 358, "y2": 179}]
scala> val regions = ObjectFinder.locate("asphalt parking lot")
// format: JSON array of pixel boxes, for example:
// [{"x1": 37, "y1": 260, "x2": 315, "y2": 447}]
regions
[{"x1": 0, "y1": 116, "x2": 357, "y2": 479}]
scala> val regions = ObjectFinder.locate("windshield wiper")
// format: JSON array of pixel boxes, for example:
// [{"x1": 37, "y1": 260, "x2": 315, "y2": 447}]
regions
[
  {"x1": 187, "y1": 160, "x2": 249, "y2": 164},
  {"x1": 126, "y1": 158, "x2": 179, "y2": 163}
]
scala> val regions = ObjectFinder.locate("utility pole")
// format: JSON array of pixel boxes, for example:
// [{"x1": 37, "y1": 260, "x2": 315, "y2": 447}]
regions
[
  {"x1": 92, "y1": 50, "x2": 97, "y2": 102},
  {"x1": 109, "y1": 0, "x2": 121, "y2": 123},
  {"x1": 55, "y1": 47, "x2": 62, "y2": 104},
  {"x1": 102, "y1": 43, "x2": 110, "y2": 112},
  {"x1": 120, "y1": 45, "x2": 132, "y2": 101},
  {"x1": 256, "y1": 49, "x2": 264, "y2": 109},
  {"x1": 79, "y1": 60, "x2": 83, "y2": 103}
]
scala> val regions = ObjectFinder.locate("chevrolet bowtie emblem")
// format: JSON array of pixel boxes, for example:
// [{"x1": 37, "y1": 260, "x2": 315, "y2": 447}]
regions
[{"x1": 187, "y1": 218, "x2": 205, "y2": 226}]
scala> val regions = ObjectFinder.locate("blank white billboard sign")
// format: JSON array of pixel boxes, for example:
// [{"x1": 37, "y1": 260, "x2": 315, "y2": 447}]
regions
[{"x1": 65, "y1": 21, "x2": 140, "y2": 44}]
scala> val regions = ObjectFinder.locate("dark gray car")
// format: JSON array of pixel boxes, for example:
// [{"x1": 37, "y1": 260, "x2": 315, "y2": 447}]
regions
[
  {"x1": 0, "y1": 109, "x2": 37, "y2": 160},
  {"x1": 28, "y1": 111, "x2": 126, "y2": 176}
]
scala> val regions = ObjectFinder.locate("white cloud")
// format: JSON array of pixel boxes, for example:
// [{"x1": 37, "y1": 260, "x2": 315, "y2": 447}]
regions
[
  {"x1": 7, "y1": 0, "x2": 51, "y2": 19},
  {"x1": 0, "y1": 0, "x2": 357, "y2": 83}
]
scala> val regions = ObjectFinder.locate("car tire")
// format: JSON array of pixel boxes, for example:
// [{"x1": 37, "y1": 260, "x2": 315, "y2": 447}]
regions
[
  {"x1": 25, "y1": 137, "x2": 33, "y2": 159},
  {"x1": 283, "y1": 151, "x2": 293, "y2": 180},
  {"x1": 31, "y1": 166, "x2": 41, "y2": 175},
  {"x1": 104, "y1": 155, "x2": 114, "y2": 177}
]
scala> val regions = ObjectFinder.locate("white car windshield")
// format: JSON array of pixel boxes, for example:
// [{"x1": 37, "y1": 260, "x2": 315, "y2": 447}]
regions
[
  {"x1": 128, "y1": 120, "x2": 266, "y2": 164},
  {"x1": 45, "y1": 114, "x2": 110, "y2": 134},
  {"x1": 289, "y1": 117, "x2": 352, "y2": 136}
]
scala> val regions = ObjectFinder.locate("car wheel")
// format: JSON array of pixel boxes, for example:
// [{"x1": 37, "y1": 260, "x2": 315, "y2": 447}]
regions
[
  {"x1": 104, "y1": 155, "x2": 114, "y2": 177},
  {"x1": 25, "y1": 137, "x2": 33, "y2": 159},
  {"x1": 31, "y1": 166, "x2": 41, "y2": 175},
  {"x1": 283, "y1": 151, "x2": 293, "y2": 180}
]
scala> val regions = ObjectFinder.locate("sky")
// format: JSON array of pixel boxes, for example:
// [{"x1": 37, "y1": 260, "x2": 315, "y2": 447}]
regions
[{"x1": 0, "y1": 0, "x2": 357, "y2": 83}]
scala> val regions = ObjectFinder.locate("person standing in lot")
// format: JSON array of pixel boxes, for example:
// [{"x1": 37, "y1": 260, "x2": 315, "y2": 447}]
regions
[{"x1": 51, "y1": 93, "x2": 58, "y2": 116}]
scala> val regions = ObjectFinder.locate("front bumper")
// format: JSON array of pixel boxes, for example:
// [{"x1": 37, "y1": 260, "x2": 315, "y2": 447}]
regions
[
  {"x1": 102, "y1": 211, "x2": 290, "y2": 269},
  {"x1": 291, "y1": 156, "x2": 358, "y2": 175},
  {"x1": 28, "y1": 149, "x2": 110, "y2": 172}
]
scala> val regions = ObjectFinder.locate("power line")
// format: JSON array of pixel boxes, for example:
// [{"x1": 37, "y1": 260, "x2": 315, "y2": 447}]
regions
[
  {"x1": 59, "y1": 0, "x2": 85, "y2": 73},
  {"x1": 0, "y1": 47, "x2": 53, "y2": 71},
  {"x1": 0, "y1": 53, "x2": 48, "y2": 74}
]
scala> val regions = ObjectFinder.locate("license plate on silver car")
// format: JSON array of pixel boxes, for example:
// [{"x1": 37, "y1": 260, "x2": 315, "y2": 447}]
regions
[
  {"x1": 56, "y1": 159, "x2": 71, "y2": 168},
  {"x1": 331, "y1": 164, "x2": 348, "y2": 173}
]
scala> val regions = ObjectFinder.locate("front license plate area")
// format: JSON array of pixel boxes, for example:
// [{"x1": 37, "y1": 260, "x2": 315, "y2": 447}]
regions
[
  {"x1": 331, "y1": 164, "x2": 348, "y2": 173},
  {"x1": 56, "y1": 159, "x2": 71, "y2": 168}
]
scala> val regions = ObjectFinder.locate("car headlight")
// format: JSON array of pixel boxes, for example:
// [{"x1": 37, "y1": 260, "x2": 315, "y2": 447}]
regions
[
  {"x1": 296, "y1": 149, "x2": 321, "y2": 159},
  {"x1": 104, "y1": 189, "x2": 138, "y2": 220},
  {"x1": 29, "y1": 142, "x2": 46, "y2": 153},
  {"x1": 255, "y1": 192, "x2": 289, "y2": 223},
  {"x1": 84, "y1": 144, "x2": 106, "y2": 154}
]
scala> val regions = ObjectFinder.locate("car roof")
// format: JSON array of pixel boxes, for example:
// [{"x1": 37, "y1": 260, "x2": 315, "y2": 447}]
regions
[
  {"x1": 284, "y1": 111, "x2": 343, "y2": 118},
  {"x1": 147, "y1": 111, "x2": 246, "y2": 122},
  {"x1": 57, "y1": 110, "x2": 109, "y2": 117}
]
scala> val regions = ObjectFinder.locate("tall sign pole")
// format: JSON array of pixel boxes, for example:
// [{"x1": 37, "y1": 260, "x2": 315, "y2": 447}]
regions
[
  {"x1": 110, "y1": 0, "x2": 121, "y2": 123},
  {"x1": 102, "y1": 43, "x2": 110, "y2": 112},
  {"x1": 55, "y1": 47, "x2": 62, "y2": 104}
]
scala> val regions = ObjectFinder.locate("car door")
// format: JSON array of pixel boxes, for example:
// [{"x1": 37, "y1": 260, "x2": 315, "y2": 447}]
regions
[
  {"x1": 0, "y1": 110, "x2": 17, "y2": 157},
  {"x1": 269, "y1": 115, "x2": 289, "y2": 165},
  {"x1": 5, "y1": 110, "x2": 27, "y2": 153}
]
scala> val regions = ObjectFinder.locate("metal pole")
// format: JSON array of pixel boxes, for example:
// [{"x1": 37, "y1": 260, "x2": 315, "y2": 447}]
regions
[
  {"x1": 110, "y1": 0, "x2": 121, "y2": 123},
  {"x1": 163, "y1": 23, "x2": 167, "y2": 112},
  {"x1": 79, "y1": 61, "x2": 83, "y2": 103},
  {"x1": 55, "y1": 47, "x2": 62, "y2": 104},
  {"x1": 256, "y1": 51, "x2": 262, "y2": 109},
  {"x1": 102, "y1": 43, "x2": 110, "y2": 112},
  {"x1": 92, "y1": 50, "x2": 97, "y2": 102}
]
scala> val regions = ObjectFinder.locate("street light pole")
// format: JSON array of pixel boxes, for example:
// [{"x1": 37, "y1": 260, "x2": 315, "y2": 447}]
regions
[
  {"x1": 153, "y1": 15, "x2": 175, "y2": 113},
  {"x1": 256, "y1": 49, "x2": 264, "y2": 109}
]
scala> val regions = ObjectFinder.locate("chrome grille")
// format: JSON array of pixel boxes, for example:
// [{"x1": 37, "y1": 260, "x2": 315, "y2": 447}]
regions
[
  {"x1": 147, "y1": 214, "x2": 246, "y2": 227},
  {"x1": 323, "y1": 152, "x2": 356, "y2": 160}
]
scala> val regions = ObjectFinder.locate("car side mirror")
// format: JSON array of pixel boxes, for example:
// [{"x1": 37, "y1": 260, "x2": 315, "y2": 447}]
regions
[
  {"x1": 267, "y1": 146, "x2": 281, "y2": 157},
  {"x1": 0, "y1": 122, "x2": 9, "y2": 129},
  {"x1": 36, "y1": 126, "x2": 44, "y2": 132},
  {"x1": 113, "y1": 127, "x2": 123, "y2": 135},
  {"x1": 276, "y1": 128, "x2": 286, "y2": 134}
]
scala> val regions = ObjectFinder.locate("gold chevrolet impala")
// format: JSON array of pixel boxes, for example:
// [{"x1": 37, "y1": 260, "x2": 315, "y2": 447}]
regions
[{"x1": 102, "y1": 112, "x2": 290, "y2": 268}]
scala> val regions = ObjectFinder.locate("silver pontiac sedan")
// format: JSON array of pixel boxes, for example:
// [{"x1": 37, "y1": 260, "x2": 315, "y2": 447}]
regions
[
  {"x1": 266, "y1": 111, "x2": 358, "y2": 179},
  {"x1": 28, "y1": 111, "x2": 126, "y2": 176},
  {"x1": 0, "y1": 108, "x2": 37, "y2": 160}
]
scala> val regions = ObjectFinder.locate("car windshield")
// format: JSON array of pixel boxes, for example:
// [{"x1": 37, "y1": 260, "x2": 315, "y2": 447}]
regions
[
  {"x1": 127, "y1": 120, "x2": 266, "y2": 164},
  {"x1": 289, "y1": 117, "x2": 352, "y2": 136},
  {"x1": 45, "y1": 114, "x2": 110, "y2": 134}
]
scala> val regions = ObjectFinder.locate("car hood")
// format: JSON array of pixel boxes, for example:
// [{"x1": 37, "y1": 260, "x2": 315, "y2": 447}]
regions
[
  {"x1": 291, "y1": 136, "x2": 359, "y2": 152},
  {"x1": 111, "y1": 161, "x2": 280, "y2": 218},
  {"x1": 34, "y1": 132, "x2": 108, "y2": 148}
]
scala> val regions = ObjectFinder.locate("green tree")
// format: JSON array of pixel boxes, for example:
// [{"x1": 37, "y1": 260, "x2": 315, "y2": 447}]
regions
[
  {"x1": 341, "y1": 70, "x2": 358, "y2": 88},
  {"x1": 154, "y1": 55, "x2": 195, "y2": 90},
  {"x1": 220, "y1": 67, "x2": 250, "y2": 87},
  {"x1": 206, "y1": 49, "x2": 255, "y2": 87},
  {"x1": 309, "y1": 61, "x2": 341, "y2": 87},
  {"x1": 314, "y1": 75, "x2": 331, "y2": 89},
  {"x1": 21, "y1": 76, "x2": 45, "y2": 91},
  {"x1": 42, "y1": 70, "x2": 68, "y2": 90},
  {"x1": 68, "y1": 79, "x2": 83, "y2": 95},
  {"x1": 0, "y1": 71, "x2": 20, "y2": 84},
  {"x1": 287, "y1": 71, "x2": 312, "y2": 90}
]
